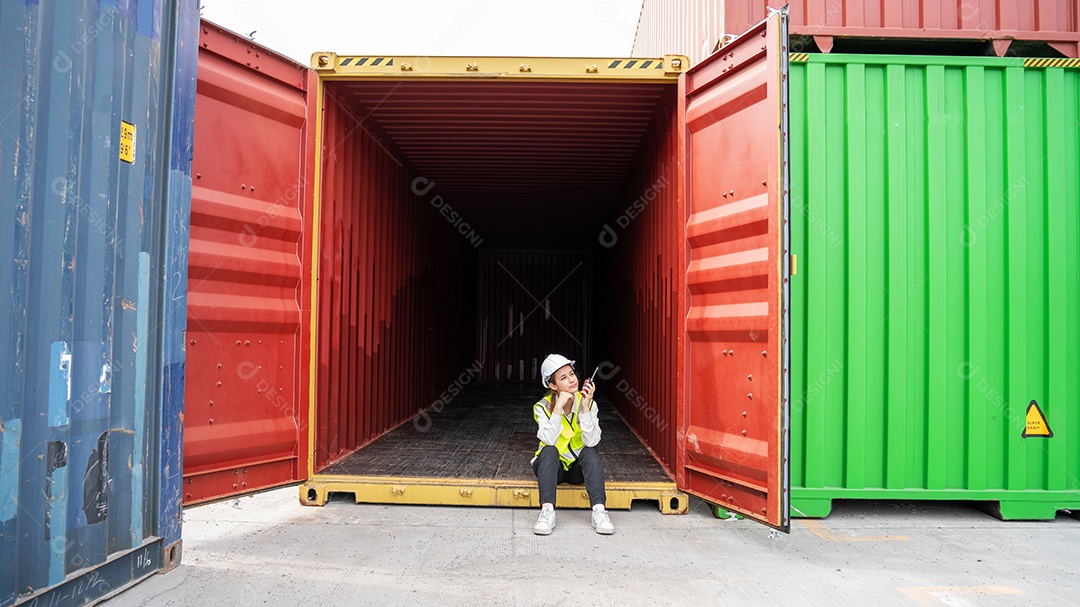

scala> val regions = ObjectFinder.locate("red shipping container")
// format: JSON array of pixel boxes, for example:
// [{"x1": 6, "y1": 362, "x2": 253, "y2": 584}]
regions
[
  {"x1": 185, "y1": 14, "x2": 794, "y2": 532},
  {"x1": 633, "y1": 0, "x2": 1080, "y2": 64}
]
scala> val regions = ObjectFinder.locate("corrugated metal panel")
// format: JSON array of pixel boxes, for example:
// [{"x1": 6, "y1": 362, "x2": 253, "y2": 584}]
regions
[
  {"x1": 596, "y1": 94, "x2": 679, "y2": 475},
  {"x1": 677, "y1": 12, "x2": 791, "y2": 531},
  {"x1": 325, "y1": 80, "x2": 671, "y2": 249},
  {"x1": 182, "y1": 21, "x2": 316, "y2": 505},
  {"x1": 477, "y1": 251, "x2": 592, "y2": 383},
  {"x1": 633, "y1": 0, "x2": 728, "y2": 68},
  {"x1": 788, "y1": 54, "x2": 1080, "y2": 519},
  {"x1": 314, "y1": 83, "x2": 475, "y2": 470},
  {"x1": 634, "y1": 0, "x2": 1080, "y2": 61},
  {"x1": 0, "y1": 0, "x2": 198, "y2": 604}
]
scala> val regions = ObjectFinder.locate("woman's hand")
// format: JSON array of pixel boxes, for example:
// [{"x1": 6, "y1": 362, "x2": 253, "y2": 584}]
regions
[
  {"x1": 553, "y1": 390, "x2": 575, "y2": 415},
  {"x1": 581, "y1": 380, "x2": 595, "y2": 411}
]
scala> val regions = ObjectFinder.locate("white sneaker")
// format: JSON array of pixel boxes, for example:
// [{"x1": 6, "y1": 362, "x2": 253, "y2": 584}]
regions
[
  {"x1": 591, "y1": 505, "x2": 614, "y2": 535},
  {"x1": 533, "y1": 505, "x2": 556, "y2": 535}
]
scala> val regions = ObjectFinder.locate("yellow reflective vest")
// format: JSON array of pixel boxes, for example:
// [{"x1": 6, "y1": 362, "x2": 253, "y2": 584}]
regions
[{"x1": 533, "y1": 393, "x2": 587, "y2": 470}]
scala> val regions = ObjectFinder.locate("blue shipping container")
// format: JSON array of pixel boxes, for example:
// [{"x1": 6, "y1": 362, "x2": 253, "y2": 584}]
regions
[{"x1": 0, "y1": 1, "x2": 198, "y2": 605}]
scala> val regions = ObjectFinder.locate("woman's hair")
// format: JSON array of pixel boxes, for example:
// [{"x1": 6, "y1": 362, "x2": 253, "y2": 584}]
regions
[{"x1": 545, "y1": 383, "x2": 558, "y2": 402}]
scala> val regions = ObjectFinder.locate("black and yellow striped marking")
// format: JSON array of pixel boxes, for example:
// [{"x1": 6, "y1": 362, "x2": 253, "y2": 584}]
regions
[
  {"x1": 314, "y1": 55, "x2": 686, "y2": 80},
  {"x1": 789, "y1": 53, "x2": 810, "y2": 62},
  {"x1": 340, "y1": 56, "x2": 395, "y2": 67},
  {"x1": 1024, "y1": 57, "x2": 1080, "y2": 68},
  {"x1": 607, "y1": 59, "x2": 663, "y2": 69}
]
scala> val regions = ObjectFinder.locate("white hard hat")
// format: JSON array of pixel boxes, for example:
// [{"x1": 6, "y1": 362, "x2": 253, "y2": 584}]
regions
[{"x1": 541, "y1": 354, "x2": 575, "y2": 388}]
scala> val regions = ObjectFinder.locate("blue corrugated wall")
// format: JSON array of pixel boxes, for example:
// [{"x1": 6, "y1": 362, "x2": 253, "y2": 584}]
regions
[{"x1": 0, "y1": 1, "x2": 197, "y2": 605}]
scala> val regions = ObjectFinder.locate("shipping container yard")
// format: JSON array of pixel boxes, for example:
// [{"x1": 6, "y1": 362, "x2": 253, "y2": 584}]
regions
[{"x1": 3, "y1": 1, "x2": 1079, "y2": 604}]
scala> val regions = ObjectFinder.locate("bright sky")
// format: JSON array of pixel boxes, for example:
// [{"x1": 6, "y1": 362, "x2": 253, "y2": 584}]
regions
[{"x1": 199, "y1": 0, "x2": 646, "y2": 66}]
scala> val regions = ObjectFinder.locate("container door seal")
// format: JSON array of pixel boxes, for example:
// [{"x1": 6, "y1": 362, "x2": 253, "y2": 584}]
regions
[
  {"x1": 183, "y1": 21, "x2": 317, "y2": 504},
  {"x1": 678, "y1": 9, "x2": 791, "y2": 532}
]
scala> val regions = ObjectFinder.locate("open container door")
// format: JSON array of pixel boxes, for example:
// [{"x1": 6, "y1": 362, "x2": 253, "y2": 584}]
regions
[
  {"x1": 183, "y1": 21, "x2": 317, "y2": 504},
  {"x1": 678, "y1": 9, "x2": 791, "y2": 531}
]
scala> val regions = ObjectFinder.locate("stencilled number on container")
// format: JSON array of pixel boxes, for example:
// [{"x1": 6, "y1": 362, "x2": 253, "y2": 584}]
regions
[
  {"x1": 120, "y1": 121, "x2": 136, "y2": 164},
  {"x1": 135, "y1": 547, "x2": 153, "y2": 571}
]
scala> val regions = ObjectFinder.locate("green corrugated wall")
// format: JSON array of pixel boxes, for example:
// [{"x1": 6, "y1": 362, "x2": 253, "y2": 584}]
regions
[{"x1": 788, "y1": 55, "x2": 1080, "y2": 519}]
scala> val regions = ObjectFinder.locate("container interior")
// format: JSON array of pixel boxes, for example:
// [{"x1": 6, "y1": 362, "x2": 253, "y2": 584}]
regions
[{"x1": 314, "y1": 78, "x2": 682, "y2": 480}]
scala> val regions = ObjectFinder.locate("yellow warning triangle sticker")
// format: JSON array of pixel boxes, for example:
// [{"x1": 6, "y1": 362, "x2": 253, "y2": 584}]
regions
[{"x1": 1022, "y1": 400, "x2": 1053, "y2": 438}]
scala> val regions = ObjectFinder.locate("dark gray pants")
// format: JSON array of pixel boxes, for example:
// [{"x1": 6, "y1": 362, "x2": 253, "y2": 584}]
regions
[{"x1": 532, "y1": 445, "x2": 607, "y2": 508}]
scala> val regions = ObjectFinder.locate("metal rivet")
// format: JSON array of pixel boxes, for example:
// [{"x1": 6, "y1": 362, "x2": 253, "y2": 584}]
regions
[
  {"x1": 747, "y1": 392, "x2": 752, "y2": 399},
  {"x1": 747, "y1": 374, "x2": 752, "y2": 381},
  {"x1": 209, "y1": 418, "x2": 214, "y2": 424},
  {"x1": 742, "y1": 411, "x2": 747, "y2": 417},
  {"x1": 190, "y1": 339, "x2": 196, "y2": 345},
  {"x1": 236, "y1": 340, "x2": 242, "y2": 346},
  {"x1": 245, "y1": 340, "x2": 250, "y2": 346},
  {"x1": 216, "y1": 381, "x2": 222, "y2": 387},
  {"x1": 761, "y1": 350, "x2": 767, "y2": 357},
  {"x1": 742, "y1": 430, "x2": 747, "y2": 436}
]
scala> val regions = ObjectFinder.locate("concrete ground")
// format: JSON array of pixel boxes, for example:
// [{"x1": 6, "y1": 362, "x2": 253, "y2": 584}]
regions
[{"x1": 103, "y1": 486, "x2": 1079, "y2": 607}]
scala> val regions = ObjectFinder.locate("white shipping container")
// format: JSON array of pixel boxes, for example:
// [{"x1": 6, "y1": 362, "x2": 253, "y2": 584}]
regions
[{"x1": 632, "y1": 0, "x2": 731, "y2": 67}]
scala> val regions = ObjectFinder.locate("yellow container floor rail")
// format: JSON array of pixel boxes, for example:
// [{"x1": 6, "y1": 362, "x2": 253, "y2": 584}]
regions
[{"x1": 299, "y1": 475, "x2": 688, "y2": 514}]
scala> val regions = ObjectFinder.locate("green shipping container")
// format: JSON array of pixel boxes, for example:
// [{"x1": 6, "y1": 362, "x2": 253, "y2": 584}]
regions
[{"x1": 788, "y1": 54, "x2": 1080, "y2": 520}]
